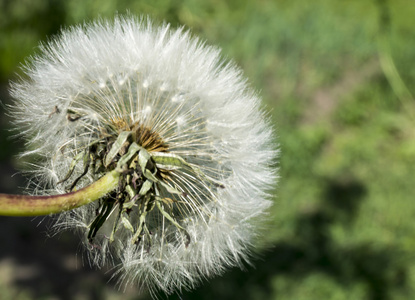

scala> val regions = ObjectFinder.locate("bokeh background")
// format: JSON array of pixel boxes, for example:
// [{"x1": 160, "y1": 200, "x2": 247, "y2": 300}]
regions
[{"x1": 1, "y1": 0, "x2": 414, "y2": 299}]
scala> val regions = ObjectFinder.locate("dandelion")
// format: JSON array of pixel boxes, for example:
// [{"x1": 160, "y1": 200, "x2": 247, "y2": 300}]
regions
[{"x1": 4, "y1": 16, "x2": 277, "y2": 296}]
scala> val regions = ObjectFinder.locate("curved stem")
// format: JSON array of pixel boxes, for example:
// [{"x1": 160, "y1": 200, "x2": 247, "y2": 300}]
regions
[{"x1": 0, "y1": 170, "x2": 120, "y2": 217}]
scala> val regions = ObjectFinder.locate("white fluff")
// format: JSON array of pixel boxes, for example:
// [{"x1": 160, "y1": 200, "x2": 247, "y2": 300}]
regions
[{"x1": 9, "y1": 16, "x2": 278, "y2": 296}]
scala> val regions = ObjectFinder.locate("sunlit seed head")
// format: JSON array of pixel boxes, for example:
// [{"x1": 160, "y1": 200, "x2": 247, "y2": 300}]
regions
[{"x1": 9, "y1": 15, "x2": 278, "y2": 297}]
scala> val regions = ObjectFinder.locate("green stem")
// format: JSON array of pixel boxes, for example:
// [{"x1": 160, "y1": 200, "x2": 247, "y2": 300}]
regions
[{"x1": 0, "y1": 170, "x2": 120, "y2": 217}]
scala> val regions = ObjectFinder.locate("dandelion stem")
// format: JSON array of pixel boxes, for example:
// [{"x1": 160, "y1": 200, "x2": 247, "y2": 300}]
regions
[{"x1": 0, "y1": 170, "x2": 120, "y2": 217}]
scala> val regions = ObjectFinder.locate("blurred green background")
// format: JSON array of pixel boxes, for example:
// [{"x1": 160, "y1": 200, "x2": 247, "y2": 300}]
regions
[{"x1": 1, "y1": 0, "x2": 415, "y2": 299}]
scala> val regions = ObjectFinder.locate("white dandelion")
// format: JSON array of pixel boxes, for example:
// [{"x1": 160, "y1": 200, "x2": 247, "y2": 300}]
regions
[{"x1": 7, "y1": 16, "x2": 277, "y2": 296}]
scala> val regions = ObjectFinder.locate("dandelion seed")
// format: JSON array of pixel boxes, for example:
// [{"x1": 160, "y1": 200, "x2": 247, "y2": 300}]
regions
[{"x1": 8, "y1": 16, "x2": 278, "y2": 296}]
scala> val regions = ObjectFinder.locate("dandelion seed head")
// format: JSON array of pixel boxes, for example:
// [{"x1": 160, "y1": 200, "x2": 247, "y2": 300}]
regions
[{"x1": 9, "y1": 15, "x2": 278, "y2": 296}]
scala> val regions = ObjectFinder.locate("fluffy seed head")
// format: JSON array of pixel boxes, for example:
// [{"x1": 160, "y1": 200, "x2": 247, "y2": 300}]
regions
[{"x1": 9, "y1": 16, "x2": 277, "y2": 296}]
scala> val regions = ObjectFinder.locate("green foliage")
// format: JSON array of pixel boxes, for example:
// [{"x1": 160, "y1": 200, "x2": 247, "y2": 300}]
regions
[{"x1": 1, "y1": 0, "x2": 415, "y2": 299}]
